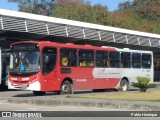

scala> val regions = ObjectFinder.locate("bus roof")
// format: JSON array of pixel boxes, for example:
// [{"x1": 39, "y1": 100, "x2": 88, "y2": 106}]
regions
[
  {"x1": 117, "y1": 48, "x2": 152, "y2": 54},
  {"x1": 11, "y1": 41, "x2": 116, "y2": 51},
  {"x1": 11, "y1": 41, "x2": 153, "y2": 53}
]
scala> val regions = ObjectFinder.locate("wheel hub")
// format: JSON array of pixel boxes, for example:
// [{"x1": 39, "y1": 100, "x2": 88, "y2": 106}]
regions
[
  {"x1": 122, "y1": 84, "x2": 127, "y2": 91},
  {"x1": 62, "y1": 84, "x2": 69, "y2": 93}
]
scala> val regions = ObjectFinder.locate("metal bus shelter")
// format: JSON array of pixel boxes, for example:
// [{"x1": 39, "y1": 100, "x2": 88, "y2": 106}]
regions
[{"x1": 0, "y1": 9, "x2": 160, "y2": 81}]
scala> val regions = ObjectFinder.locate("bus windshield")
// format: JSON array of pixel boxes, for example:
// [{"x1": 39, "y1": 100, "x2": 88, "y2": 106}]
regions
[{"x1": 10, "y1": 50, "x2": 40, "y2": 75}]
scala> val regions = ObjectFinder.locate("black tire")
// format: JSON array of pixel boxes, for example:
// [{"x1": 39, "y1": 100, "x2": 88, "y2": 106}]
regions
[
  {"x1": 92, "y1": 89, "x2": 106, "y2": 92},
  {"x1": 58, "y1": 80, "x2": 72, "y2": 95},
  {"x1": 120, "y1": 79, "x2": 129, "y2": 91},
  {"x1": 33, "y1": 91, "x2": 46, "y2": 96}
]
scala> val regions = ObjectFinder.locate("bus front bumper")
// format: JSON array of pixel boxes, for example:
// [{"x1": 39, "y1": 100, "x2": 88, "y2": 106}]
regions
[{"x1": 8, "y1": 80, "x2": 41, "y2": 91}]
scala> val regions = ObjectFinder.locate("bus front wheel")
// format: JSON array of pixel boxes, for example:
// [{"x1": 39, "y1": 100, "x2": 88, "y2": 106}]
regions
[
  {"x1": 57, "y1": 80, "x2": 72, "y2": 95},
  {"x1": 120, "y1": 79, "x2": 129, "y2": 91},
  {"x1": 33, "y1": 91, "x2": 46, "y2": 96}
]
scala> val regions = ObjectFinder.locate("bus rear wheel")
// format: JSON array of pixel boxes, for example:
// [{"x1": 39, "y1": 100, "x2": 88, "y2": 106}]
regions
[
  {"x1": 33, "y1": 91, "x2": 46, "y2": 96},
  {"x1": 57, "y1": 80, "x2": 72, "y2": 95},
  {"x1": 120, "y1": 79, "x2": 129, "y2": 91}
]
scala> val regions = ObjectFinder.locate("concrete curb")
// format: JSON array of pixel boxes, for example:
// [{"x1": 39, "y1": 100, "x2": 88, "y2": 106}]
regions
[{"x1": 7, "y1": 98, "x2": 160, "y2": 111}]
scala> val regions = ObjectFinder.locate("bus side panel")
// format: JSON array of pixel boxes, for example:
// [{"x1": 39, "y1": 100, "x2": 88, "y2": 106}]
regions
[
  {"x1": 50, "y1": 67, "x2": 96, "y2": 91},
  {"x1": 93, "y1": 68, "x2": 121, "y2": 89},
  {"x1": 41, "y1": 67, "x2": 95, "y2": 91},
  {"x1": 105, "y1": 78, "x2": 120, "y2": 88},
  {"x1": 121, "y1": 68, "x2": 153, "y2": 84},
  {"x1": 58, "y1": 67, "x2": 120, "y2": 90},
  {"x1": 72, "y1": 68, "x2": 94, "y2": 90}
]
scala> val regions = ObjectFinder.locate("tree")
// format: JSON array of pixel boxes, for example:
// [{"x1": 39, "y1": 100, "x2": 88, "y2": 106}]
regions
[
  {"x1": 55, "y1": 0, "x2": 81, "y2": 4},
  {"x1": 52, "y1": 1, "x2": 109, "y2": 25},
  {"x1": 116, "y1": 0, "x2": 160, "y2": 33},
  {"x1": 8, "y1": 0, "x2": 55, "y2": 15},
  {"x1": 118, "y1": 1, "x2": 132, "y2": 11}
]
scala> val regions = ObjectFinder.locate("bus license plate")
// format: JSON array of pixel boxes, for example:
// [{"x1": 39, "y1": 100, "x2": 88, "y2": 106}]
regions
[{"x1": 14, "y1": 84, "x2": 28, "y2": 89}]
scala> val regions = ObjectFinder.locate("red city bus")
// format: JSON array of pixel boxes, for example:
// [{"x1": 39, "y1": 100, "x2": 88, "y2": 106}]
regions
[{"x1": 8, "y1": 41, "x2": 153, "y2": 96}]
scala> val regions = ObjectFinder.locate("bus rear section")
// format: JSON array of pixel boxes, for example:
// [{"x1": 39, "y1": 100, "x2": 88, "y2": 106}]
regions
[
  {"x1": 92, "y1": 49, "x2": 153, "y2": 91},
  {"x1": 110, "y1": 49, "x2": 153, "y2": 91},
  {"x1": 8, "y1": 41, "x2": 154, "y2": 96}
]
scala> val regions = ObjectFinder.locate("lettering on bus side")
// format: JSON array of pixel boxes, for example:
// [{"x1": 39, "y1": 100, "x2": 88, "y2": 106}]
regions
[{"x1": 61, "y1": 68, "x2": 71, "y2": 74}]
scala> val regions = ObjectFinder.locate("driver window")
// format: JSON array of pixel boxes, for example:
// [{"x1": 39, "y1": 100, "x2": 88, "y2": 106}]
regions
[{"x1": 42, "y1": 47, "x2": 57, "y2": 74}]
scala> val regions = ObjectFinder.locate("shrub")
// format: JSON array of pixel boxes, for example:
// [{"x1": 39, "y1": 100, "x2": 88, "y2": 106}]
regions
[{"x1": 132, "y1": 77, "x2": 156, "y2": 92}]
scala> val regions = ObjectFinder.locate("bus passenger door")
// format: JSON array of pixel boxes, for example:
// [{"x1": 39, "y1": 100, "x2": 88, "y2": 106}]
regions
[{"x1": 42, "y1": 47, "x2": 57, "y2": 91}]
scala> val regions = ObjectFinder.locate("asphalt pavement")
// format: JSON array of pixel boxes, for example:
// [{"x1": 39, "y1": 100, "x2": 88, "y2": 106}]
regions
[
  {"x1": 0, "y1": 88, "x2": 160, "y2": 119},
  {"x1": 0, "y1": 87, "x2": 160, "y2": 111}
]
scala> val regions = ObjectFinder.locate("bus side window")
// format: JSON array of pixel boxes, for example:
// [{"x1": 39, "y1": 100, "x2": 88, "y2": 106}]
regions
[
  {"x1": 79, "y1": 50, "x2": 94, "y2": 67},
  {"x1": 96, "y1": 51, "x2": 108, "y2": 67},
  {"x1": 132, "y1": 53, "x2": 141, "y2": 68},
  {"x1": 142, "y1": 54, "x2": 151, "y2": 68},
  {"x1": 121, "y1": 52, "x2": 131, "y2": 68},
  {"x1": 109, "y1": 51, "x2": 120, "y2": 68},
  {"x1": 60, "y1": 48, "x2": 77, "y2": 67}
]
